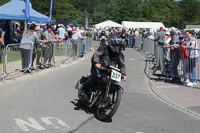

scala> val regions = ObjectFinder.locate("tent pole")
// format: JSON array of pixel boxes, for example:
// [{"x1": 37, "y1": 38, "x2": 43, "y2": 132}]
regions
[{"x1": 25, "y1": 20, "x2": 28, "y2": 30}]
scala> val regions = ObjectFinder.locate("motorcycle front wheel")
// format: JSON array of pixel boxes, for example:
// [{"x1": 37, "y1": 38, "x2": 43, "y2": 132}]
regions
[{"x1": 96, "y1": 88, "x2": 122, "y2": 121}]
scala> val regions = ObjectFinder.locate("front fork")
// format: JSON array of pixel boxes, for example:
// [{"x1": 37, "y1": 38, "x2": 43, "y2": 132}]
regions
[{"x1": 103, "y1": 77, "x2": 112, "y2": 102}]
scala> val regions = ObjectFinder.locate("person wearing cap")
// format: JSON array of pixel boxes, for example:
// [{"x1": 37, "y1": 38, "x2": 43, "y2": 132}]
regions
[
  {"x1": 42, "y1": 26, "x2": 55, "y2": 67},
  {"x1": 57, "y1": 24, "x2": 66, "y2": 42},
  {"x1": 155, "y1": 27, "x2": 165, "y2": 46},
  {"x1": 164, "y1": 31, "x2": 171, "y2": 60},
  {"x1": 166, "y1": 30, "x2": 181, "y2": 83}
]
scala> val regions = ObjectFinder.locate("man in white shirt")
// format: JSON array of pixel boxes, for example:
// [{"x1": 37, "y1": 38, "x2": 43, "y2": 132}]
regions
[
  {"x1": 71, "y1": 29, "x2": 83, "y2": 57},
  {"x1": 57, "y1": 24, "x2": 66, "y2": 47},
  {"x1": 57, "y1": 24, "x2": 66, "y2": 40}
]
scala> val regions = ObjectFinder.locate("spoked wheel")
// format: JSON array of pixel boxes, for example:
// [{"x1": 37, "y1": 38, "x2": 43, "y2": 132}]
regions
[{"x1": 96, "y1": 88, "x2": 122, "y2": 121}]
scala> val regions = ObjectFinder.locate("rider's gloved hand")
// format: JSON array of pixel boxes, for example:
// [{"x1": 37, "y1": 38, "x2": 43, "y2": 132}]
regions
[{"x1": 95, "y1": 63, "x2": 101, "y2": 69}]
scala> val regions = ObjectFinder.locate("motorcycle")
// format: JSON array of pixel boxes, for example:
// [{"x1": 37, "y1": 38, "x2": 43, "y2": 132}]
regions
[
  {"x1": 100, "y1": 36, "x2": 107, "y2": 46},
  {"x1": 75, "y1": 65, "x2": 124, "y2": 121}
]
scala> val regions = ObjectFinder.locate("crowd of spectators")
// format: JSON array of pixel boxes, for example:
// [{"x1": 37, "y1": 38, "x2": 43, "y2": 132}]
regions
[
  {"x1": 93, "y1": 26, "x2": 199, "y2": 87},
  {"x1": 0, "y1": 22, "x2": 93, "y2": 72},
  {"x1": 1, "y1": 22, "x2": 199, "y2": 85}
]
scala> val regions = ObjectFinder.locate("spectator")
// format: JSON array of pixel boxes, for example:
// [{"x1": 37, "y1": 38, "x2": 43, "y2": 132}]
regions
[
  {"x1": 12, "y1": 29, "x2": 22, "y2": 43},
  {"x1": 20, "y1": 24, "x2": 47, "y2": 71},
  {"x1": 164, "y1": 31, "x2": 171, "y2": 61},
  {"x1": 93, "y1": 27, "x2": 97, "y2": 40},
  {"x1": 128, "y1": 28, "x2": 134, "y2": 47},
  {"x1": 135, "y1": 28, "x2": 139, "y2": 37},
  {"x1": 43, "y1": 26, "x2": 54, "y2": 67},
  {"x1": 166, "y1": 30, "x2": 181, "y2": 83},
  {"x1": 142, "y1": 29, "x2": 148, "y2": 39},
  {"x1": 155, "y1": 27, "x2": 165, "y2": 46},
  {"x1": 177, "y1": 35, "x2": 189, "y2": 85},
  {"x1": 148, "y1": 32, "x2": 154, "y2": 41},
  {"x1": 183, "y1": 30, "x2": 199, "y2": 86},
  {"x1": 0, "y1": 28, "x2": 4, "y2": 45},
  {"x1": 86, "y1": 29, "x2": 92, "y2": 38},
  {"x1": 57, "y1": 24, "x2": 66, "y2": 45},
  {"x1": 0, "y1": 28, "x2": 5, "y2": 63},
  {"x1": 67, "y1": 27, "x2": 73, "y2": 39},
  {"x1": 35, "y1": 28, "x2": 45, "y2": 68},
  {"x1": 71, "y1": 29, "x2": 83, "y2": 58}
]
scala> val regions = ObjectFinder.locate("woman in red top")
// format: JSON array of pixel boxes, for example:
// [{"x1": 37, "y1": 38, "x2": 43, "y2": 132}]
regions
[{"x1": 177, "y1": 35, "x2": 189, "y2": 85}]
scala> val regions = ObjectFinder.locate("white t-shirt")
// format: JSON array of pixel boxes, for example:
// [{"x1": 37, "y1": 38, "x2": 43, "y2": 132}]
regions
[
  {"x1": 72, "y1": 31, "x2": 82, "y2": 40},
  {"x1": 185, "y1": 38, "x2": 199, "y2": 58},
  {"x1": 58, "y1": 27, "x2": 66, "y2": 39},
  {"x1": 135, "y1": 30, "x2": 139, "y2": 37}
]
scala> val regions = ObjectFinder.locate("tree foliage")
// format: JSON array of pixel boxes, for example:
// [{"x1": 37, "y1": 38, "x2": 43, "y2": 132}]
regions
[{"x1": 0, "y1": 0, "x2": 200, "y2": 28}]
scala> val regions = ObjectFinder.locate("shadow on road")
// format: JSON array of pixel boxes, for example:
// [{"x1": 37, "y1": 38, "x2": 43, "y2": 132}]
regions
[{"x1": 71, "y1": 99, "x2": 112, "y2": 123}]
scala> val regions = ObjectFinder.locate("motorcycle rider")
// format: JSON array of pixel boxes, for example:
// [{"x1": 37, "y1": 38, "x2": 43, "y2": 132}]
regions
[
  {"x1": 80, "y1": 37, "x2": 127, "y2": 94},
  {"x1": 99, "y1": 28, "x2": 106, "y2": 38},
  {"x1": 99, "y1": 28, "x2": 107, "y2": 45}
]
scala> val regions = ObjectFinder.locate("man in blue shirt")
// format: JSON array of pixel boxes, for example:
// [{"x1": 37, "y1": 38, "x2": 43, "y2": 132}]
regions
[{"x1": 166, "y1": 30, "x2": 181, "y2": 83}]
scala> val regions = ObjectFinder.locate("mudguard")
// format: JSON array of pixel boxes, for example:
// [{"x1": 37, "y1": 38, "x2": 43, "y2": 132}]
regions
[{"x1": 110, "y1": 84, "x2": 124, "y2": 93}]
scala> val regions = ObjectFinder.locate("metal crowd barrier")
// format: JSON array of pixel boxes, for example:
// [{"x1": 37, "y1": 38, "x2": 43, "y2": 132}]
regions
[
  {"x1": 0, "y1": 37, "x2": 93, "y2": 82},
  {"x1": 136, "y1": 36, "x2": 200, "y2": 85},
  {"x1": 4, "y1": 43, "x2": 33, "y2": 75},
  {"x1": 168, "y1": 47, "x2": 200, "y2": 82},
  {"x1": 0, "y1": 46, "x2": 5, "y2": 81}
]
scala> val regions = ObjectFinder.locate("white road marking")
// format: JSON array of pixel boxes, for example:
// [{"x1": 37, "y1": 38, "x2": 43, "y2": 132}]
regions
[
  {"x1": 41, "y1": 117, "x2": 70, "y2": 129},
  {"x1": 14, "y1": 117, "x2": 70, "y2": 132},
  {"x1": 136, "y1": 132, "x2": 143, "y2": 133},
  {"x1": 14, "y1": 118, "x2": 46, "y2": 131},
  {"x1": 128, "y1": 58, "x2": 135, "y2": 61}
]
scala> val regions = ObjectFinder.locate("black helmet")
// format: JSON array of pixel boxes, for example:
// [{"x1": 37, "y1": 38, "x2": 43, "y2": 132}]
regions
[{"x1": 109, "y1": 36, "x2": 123, "y2": 54}]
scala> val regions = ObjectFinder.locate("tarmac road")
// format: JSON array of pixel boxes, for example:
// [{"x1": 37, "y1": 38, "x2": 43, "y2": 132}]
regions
[{"x1": 0, "y1": 41, "x2": 200, "y2": 133}]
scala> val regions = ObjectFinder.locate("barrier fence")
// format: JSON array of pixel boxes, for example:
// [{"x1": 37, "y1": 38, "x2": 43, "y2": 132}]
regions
[
  {"x1": 0, "y1": 46, "x2": 4, "y2": 81},
  {"x1": 135, "y1": 36, "x2": 200, "y2": 85},
  {"x1": 0, "y1": 37, "x2": 93, "y2": 82}
]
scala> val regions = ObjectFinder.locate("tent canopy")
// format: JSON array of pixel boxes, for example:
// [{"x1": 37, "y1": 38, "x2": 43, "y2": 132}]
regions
[
  {"x1": 0, "y1": 0, "x2": 50, "y2": 22},
  {"x1": 122, "y1": 21, "x2": 165, "y2": 31},
  {"x1": 94, "y1": 20, "x2": 122, "y2": 28}
]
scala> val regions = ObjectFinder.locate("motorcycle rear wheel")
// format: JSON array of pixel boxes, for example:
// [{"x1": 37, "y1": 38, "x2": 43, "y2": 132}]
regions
[{"x1": 96, "y1": 88, "x2": 122, "y2": 121}]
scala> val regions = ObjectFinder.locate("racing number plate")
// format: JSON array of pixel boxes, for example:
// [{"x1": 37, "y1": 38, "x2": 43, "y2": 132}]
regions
[{"x1": 111, "y1": 69, "x2": 121, "y2": 82}]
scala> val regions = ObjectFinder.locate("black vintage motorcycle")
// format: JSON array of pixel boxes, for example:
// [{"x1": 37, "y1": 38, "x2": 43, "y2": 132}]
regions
[{"x1": 75, "y1": 65, "x2": 124, "y2": 121}]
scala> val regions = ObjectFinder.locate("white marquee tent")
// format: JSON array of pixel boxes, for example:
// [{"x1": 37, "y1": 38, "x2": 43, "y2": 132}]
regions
[
  {"x1": 122, "y1": 21, "x2": 165, "y2": 32},
  {"x1": 94, "y1": 20, "x2": 122, "y2": 28}
]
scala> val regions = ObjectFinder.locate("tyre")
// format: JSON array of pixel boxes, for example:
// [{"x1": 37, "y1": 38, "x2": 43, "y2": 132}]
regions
[{"x1": 96, "y1": 88, "x2": 122, "y2": 121}]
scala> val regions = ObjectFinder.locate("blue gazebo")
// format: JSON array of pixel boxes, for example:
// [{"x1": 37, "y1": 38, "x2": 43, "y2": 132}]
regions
[{"x1": 0, "y1": 0, "x2": 50, "y2": 22}]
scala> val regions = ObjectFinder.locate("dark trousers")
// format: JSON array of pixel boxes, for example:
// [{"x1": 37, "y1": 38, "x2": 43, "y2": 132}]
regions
[
  {"x1": 83, "y1": 67, "x2": 99, "y2": 91},
  {"x1": 21, "y1": 48, "x2": 31, "y2": 69},
  {"x1": 170, "y1": 50, "x2": 180, "y2": 78}
]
